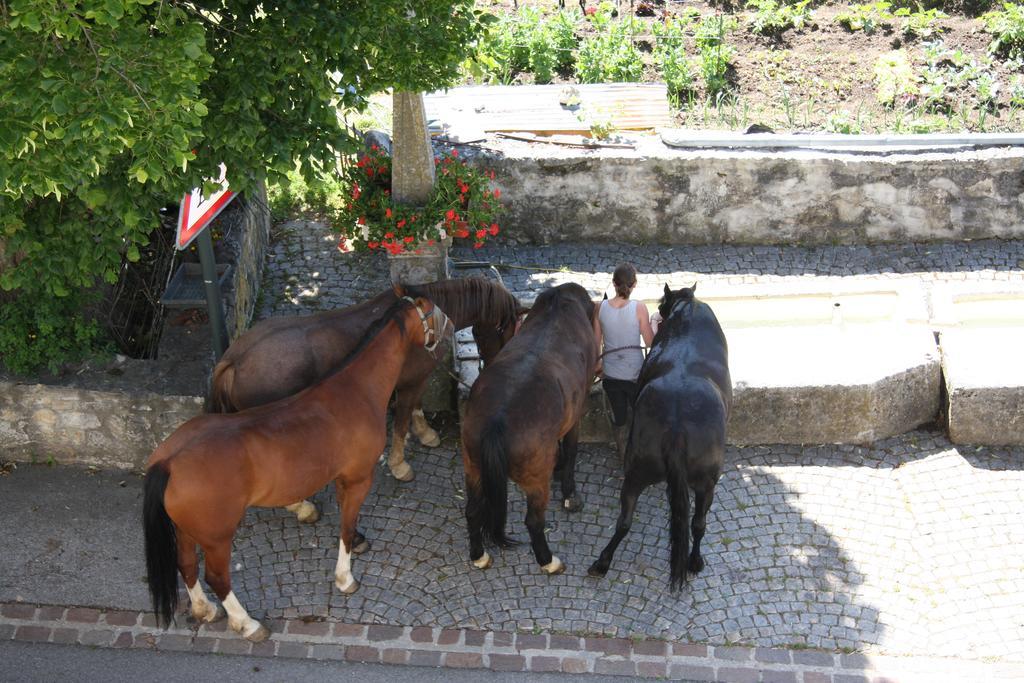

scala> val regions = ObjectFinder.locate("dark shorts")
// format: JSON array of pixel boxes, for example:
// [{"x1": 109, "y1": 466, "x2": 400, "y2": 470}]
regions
[{"x1": 602, "y1": 377, "x2": 638, "y2": 427}]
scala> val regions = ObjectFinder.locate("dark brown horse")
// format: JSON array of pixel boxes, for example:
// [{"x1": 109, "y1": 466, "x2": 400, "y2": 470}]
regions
[
  {"x1": 143, "y1": 292, "x2": 453, "y2": 641},
  {"x1": 461, "y1": 283, "x2": 597, "y2": 575},
  {"x1": 589, "y1": 283, "x2": 731, "y2": 588},
  {"x1": 209, "y1": 277, "x2": 525, "y2": 485}
]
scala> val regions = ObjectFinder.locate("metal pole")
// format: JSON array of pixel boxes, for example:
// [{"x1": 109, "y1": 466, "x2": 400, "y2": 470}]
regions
[{"x1": 196, "y1": 228, "x2": 228, "y2": 360}]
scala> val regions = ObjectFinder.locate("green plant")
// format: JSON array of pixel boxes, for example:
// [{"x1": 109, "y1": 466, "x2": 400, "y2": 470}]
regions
[
  {"x1": 268, "y1": 167, "x2": 347, "y2": 220},
  {"x1": 653, "y1": 15, "x2": 697, "y2": 105},
  {"x1": 982, "y1": 3, "x2": 1024, "y2": 57},
  {"x1": 827, "y1": 109, "x2": 865, "y2": 133},
  {"x1": 576, "y1": 3, "x2": 645, "y2": 83},
  {"x1": 894, "y1": 5, "x2": 947, "y2": 38},
  {"x1": 335, "y1": 147, "x2": 504, "y2": 253},
  {"x1": 696, "y1": 15, "x2": 737, "y2": 96},
  {"x1": 0, "y1": 0, "x2": 491, "y2": 373},
  {"x1": 471, "y1": 8, "x2": 579, "y2": 85},
  {"x1": 873, "y1": 49, "x2": 918, "y2": 105},
  {"x1": 746, "y1": 0, "x2": 813, "y2": 36},
  {"x1": 837, "y1": 2, "x2": 895, "y2": 34}
]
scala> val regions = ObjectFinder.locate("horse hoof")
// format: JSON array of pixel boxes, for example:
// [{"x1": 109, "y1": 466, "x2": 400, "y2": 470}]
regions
[
  {"x1": 245, "y1": 624, "x2": 271, "y2": 643},
  {"x1": 353, "y1": 535, "x2": 371, "y2": 555},
  {"x1": 562, "y1": 495, "x2": 584, "y2": 513},
  {"x1": 390, "y1": 462, "x2": 414, "y2": 482},
  {"x1": 688, "y1": 555, "x2": 705, "y2": 574},
  {"x1": 335, "y1": 578, "x2": 360, "y2": 595},
  {"x1": 192, "y1": 603, "x2": 223, "y2": 623},
  {"x1": 471, "y1": 552, "x2": 492, "y2": 570},
  {"x1": 587, "y1": 563, "x2": 608, "y2": 578},
  {"x1": 298, "y1": 507, "x2": 320, "y2": 524},
  {"x1": 541, "y1": 556, "x2": 565, "y2": 575},
  {"x1": 418, "y1": 432, "x2": 441, "y2": 448}
]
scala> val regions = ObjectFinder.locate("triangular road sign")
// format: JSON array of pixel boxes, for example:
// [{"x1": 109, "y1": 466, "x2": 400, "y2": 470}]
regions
[{"x1": 176, "y1": 163, "x2": 237, "y2": 250}]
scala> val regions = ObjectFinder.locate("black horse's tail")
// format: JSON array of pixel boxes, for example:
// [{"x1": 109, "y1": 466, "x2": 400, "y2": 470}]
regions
[
  {"x1": 473, "y1": 417, "x2": 514, "y2": 547},
  {"x1": 143, "y1": 464, "x2": 179, "y2": 627},
  {"x1": 664, "y1": 429, "x2": 691, "y2": 591}
]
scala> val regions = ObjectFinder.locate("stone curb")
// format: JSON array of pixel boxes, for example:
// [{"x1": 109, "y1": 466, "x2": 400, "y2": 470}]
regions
[{"x1": 3, "y1": 602, "x2": 1021, "y2": 682}]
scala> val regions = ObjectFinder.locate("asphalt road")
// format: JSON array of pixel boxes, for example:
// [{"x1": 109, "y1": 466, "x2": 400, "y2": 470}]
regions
[{"x1": 0, "y1": 641, "x2": 650, "y2": 683}]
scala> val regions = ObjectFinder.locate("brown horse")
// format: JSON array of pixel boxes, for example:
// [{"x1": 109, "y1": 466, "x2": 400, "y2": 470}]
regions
[
  {"x1": 143, "y1": 291, "x2": 453, "y2": 641},
  {"x1": 209, "y1": 277, "x2": 525, "y2": 485},
  {"x1": 461, "y1": 283, "x2": 597, "y2": 575}
]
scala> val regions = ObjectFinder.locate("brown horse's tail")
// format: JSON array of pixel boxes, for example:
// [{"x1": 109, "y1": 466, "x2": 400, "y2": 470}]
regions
[
  {"x1": 664, "y1": 429, "x2": 691, "y2": 591},
  {"x1": 207, "y1": 359, "x2": 237, "y2": 413},
  {"x1": 143, "y1": 464, "x2": 179, "y2": 627},
  {"x1": 471, "y1": 417, "x2": 515, "y2": 548}
]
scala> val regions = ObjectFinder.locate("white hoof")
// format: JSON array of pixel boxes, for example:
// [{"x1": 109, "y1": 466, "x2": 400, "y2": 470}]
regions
[
  {"x1": 389, "y1": 460, "x2": 414, "y2": 482},
  {"x1": 295, "y1": 501, "x2": 319, "y2": 524},
  {"x1": 541, "y1": 556, "x2": 566, "y2": 575},
  {"x1": 417, "y1": 429, "x2": 441, "y2": 448},
  {"x1": 192, "y1": 602, "x2": 222, "y2": 623},
  {"x1": 335, "y1": 576, "x2": 360, "y2": 594},
  {"x1": 472, "y1": 552, "x2": 492, "y2": 569}
]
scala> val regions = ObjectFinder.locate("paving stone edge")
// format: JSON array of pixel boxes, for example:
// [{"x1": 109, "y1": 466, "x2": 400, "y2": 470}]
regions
[{"x1": 2, "y1": 602, "x2": 1021, "y2": 682}]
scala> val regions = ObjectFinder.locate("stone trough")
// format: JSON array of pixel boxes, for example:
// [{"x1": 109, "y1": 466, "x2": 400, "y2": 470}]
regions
[
  {"x1": 933, "y1": 281, "x2": 1024, "y2": 446},
  {"x1": 456, "y1": 279, "x2": 942, "y2": 445}
]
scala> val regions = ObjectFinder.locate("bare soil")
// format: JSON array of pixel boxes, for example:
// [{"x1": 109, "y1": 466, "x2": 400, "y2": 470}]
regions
[{"x1": 474, "y1": 0, "x2": 1024, "y2": 132}]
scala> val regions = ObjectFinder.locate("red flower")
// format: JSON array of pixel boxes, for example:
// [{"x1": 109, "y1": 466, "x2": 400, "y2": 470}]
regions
[
  {"x1": 451, "y1": 148, "x2": 459, "y2": 157},
  {"x1": 377, "y1": 166, "x2": 386, "y2": 174},
  {"x1": 489, "y1": 223, "x2": 500, "y2": 236},
  {"x1": 384, "y1": 231, "x2": 394, "y2": 239},
  {"x1": 352, "y1": 184, "x2": 361, "y2": 200},
  {"x1": 337, "y1": 237, "x2": 353, "y2": 253},
  {"x1": 396, "y1": 219, "x2": 406, "y2": 229},
  {"x1": 585, "y1": 5, "x2": 597, "y2": 15},
  {"x1": 473, "y1": 242, "x2": 484, "y2": 249},
  {"x1": 367, "y1": 241, "x2": 379, "y2": 249},
  {"x1": 445, "y1": 209, "x2": 456, "y2": 221},
  {"x1": 455, "y1": 228, "x2": 470, "y2": 238},
  {"x1": 475, "y1": 229, "x2": 487, "y2": 239},
  {"x1": 356, "y1": 216, "x2": 366, "y2": 225},
  {"x1": 427, "y1": 239, "x2": 435, "y2": 246},
  {"x1": 434, "y1": 157, "x2": 441, "y2": 165},
  {"x1": 404, "y1": 236, "x2": 414, "y2": 243},
  {"x1": 371, "y1": 144, "x2": 379, "y2": 151},
  {"x1": 493, "y1": 188, "x2": 501, "y2": 199},
  {"x1": 367, "y1": 168, "x2": 375, "y2": 178},
  {"x1": 385, "y1": 208, "x2": 392, "y2": 218}
]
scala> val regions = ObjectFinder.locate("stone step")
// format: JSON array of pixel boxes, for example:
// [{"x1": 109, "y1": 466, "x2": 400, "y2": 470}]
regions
[{"x1": 933, "y1": 281, "x2": 1024, "y2": 446}]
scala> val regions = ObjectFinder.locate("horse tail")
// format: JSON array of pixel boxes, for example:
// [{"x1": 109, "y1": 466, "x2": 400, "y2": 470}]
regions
[
  {"x1": 664, "y1": 428, "x2": 691, "y2": 591},
  {"x1": 476, "y1": 417, "x2": 513, "y2": 547},
  {"x1": 143, "y1": 464, "x2": 179, "y2": 627},
  {"x1": 207, "y1": 359, "x2": 236, "y2": 413}
]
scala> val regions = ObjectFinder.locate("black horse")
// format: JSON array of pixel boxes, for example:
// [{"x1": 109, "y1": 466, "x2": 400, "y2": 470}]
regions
[{"x1": 588, "y1": 283, "x2": 731, "y2": 588}]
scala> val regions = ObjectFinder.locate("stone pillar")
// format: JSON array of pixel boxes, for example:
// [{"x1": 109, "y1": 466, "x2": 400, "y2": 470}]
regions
[
  {"x1": 389, "y1": 90, "x2": 447, "y2": 286},
  {"x1": 391, "y1": 91, "x2": 436, "y2": 206}
]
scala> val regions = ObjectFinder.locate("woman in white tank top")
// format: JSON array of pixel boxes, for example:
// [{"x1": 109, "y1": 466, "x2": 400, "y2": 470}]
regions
[{"x1": 593, "y1": 263, "x2": 654, "y2": 461}]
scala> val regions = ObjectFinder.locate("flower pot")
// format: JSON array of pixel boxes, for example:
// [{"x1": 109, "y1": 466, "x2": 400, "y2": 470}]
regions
[{"x1": 386, "y1": 236, "x2": 451, "y2": 285}]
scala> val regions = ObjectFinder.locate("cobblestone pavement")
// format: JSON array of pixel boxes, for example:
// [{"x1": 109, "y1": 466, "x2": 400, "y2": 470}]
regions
[{"x1": 243, "y1": 221, "x2": 1024, "y2": 663}]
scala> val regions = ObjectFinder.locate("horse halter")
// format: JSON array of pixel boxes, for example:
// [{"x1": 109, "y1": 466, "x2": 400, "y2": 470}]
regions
[{"x1": 402, "y1": 296, "x2": 450, "y2": 355}]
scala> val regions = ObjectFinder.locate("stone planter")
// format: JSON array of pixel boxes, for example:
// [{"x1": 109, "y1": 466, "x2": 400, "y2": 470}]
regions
[{"x1": 386, "y1": 236, "x2": 451, "y2": 286}]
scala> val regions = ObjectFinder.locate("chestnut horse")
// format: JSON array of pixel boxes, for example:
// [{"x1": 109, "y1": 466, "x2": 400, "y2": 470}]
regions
[
  {"x1": 143, "y1": 292, "x2": 453, "y2": 641},
  {"x1": 588, "y1": 283, "x2": 731, "y2": 588},
  {"x1": 461, "y1": 283, "x2": 597, "y2": 575},
  {"x1": 209, "y1": 277, "x2": 525, "y2": 485}
]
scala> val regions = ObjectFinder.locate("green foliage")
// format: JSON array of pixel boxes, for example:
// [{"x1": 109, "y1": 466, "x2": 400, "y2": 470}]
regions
[
  {"x1": 267, "y1": 167, "x2": 347, "y2": 221},
  {"x1": 894, "y1": 5, "x2": 948, "y2": 37},
  {"x1": 695, "y1": 15, "x2": 737, "y2": 96},
  {"x1": 335, "y1": 148, "x2": 503, "y2": 253},
  {"x1": 919, "y1": 41, "x2": 1000, "y2": 112},
  {"x1": 827, "y1": 109, "x2": 865, "y2": 133},
  {"x1": 472, "y1": 8, "x2": 579, "y2": 84},
  {"x1": 837, "y1": 2, "x2": 896, "y2": 33},
  {"x1": 746, "y1": 0, "x2": 814, "y2": 36},
  {"x1": 0, "y1": 293, "x2": 105, "y2": 374},
  {"x1": 982, "y1": 3, "x2": 1024, "y2": 57},
  {"x1": 653, "y1": 14, "x2": 697, "y2": 105},
  {"x1": 576, "y1": 3, "x2": 645, "y2": 83},
  {"x1": 0, "y1": 0, "x2": 490, "y2": 372},
  {"x1": 873, "y1": 49, "x2": 918, "y2": 105}
]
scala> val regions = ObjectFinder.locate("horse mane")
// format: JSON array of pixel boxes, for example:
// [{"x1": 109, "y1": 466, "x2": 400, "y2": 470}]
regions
[
  {"x1": 327, "y1": 297, "x2": 412, "y2": 377},
  {"x1": 406, "y1": 277, "x2": 520, "y2": 331}
]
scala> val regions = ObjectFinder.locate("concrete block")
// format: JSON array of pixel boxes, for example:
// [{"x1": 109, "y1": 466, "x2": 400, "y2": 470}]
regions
[{"x1": 934, "y1": 283, "x2": 1024, "y2": 445}]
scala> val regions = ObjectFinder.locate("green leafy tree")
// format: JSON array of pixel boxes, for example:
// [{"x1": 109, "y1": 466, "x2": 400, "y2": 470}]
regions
[{"x1": 0, "y1": 0, "x2": 491, "y2": 372}]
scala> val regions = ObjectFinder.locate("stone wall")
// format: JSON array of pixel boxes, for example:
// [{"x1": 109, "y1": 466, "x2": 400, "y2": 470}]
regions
[{"x1": 468, "y1": 137, "x2": 1024, "y2": 245}]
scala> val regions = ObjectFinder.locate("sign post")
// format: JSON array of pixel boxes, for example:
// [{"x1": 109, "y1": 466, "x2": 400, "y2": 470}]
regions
[{"x1": 176, "y1": 164, "x2": 236, "y2": 360}]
